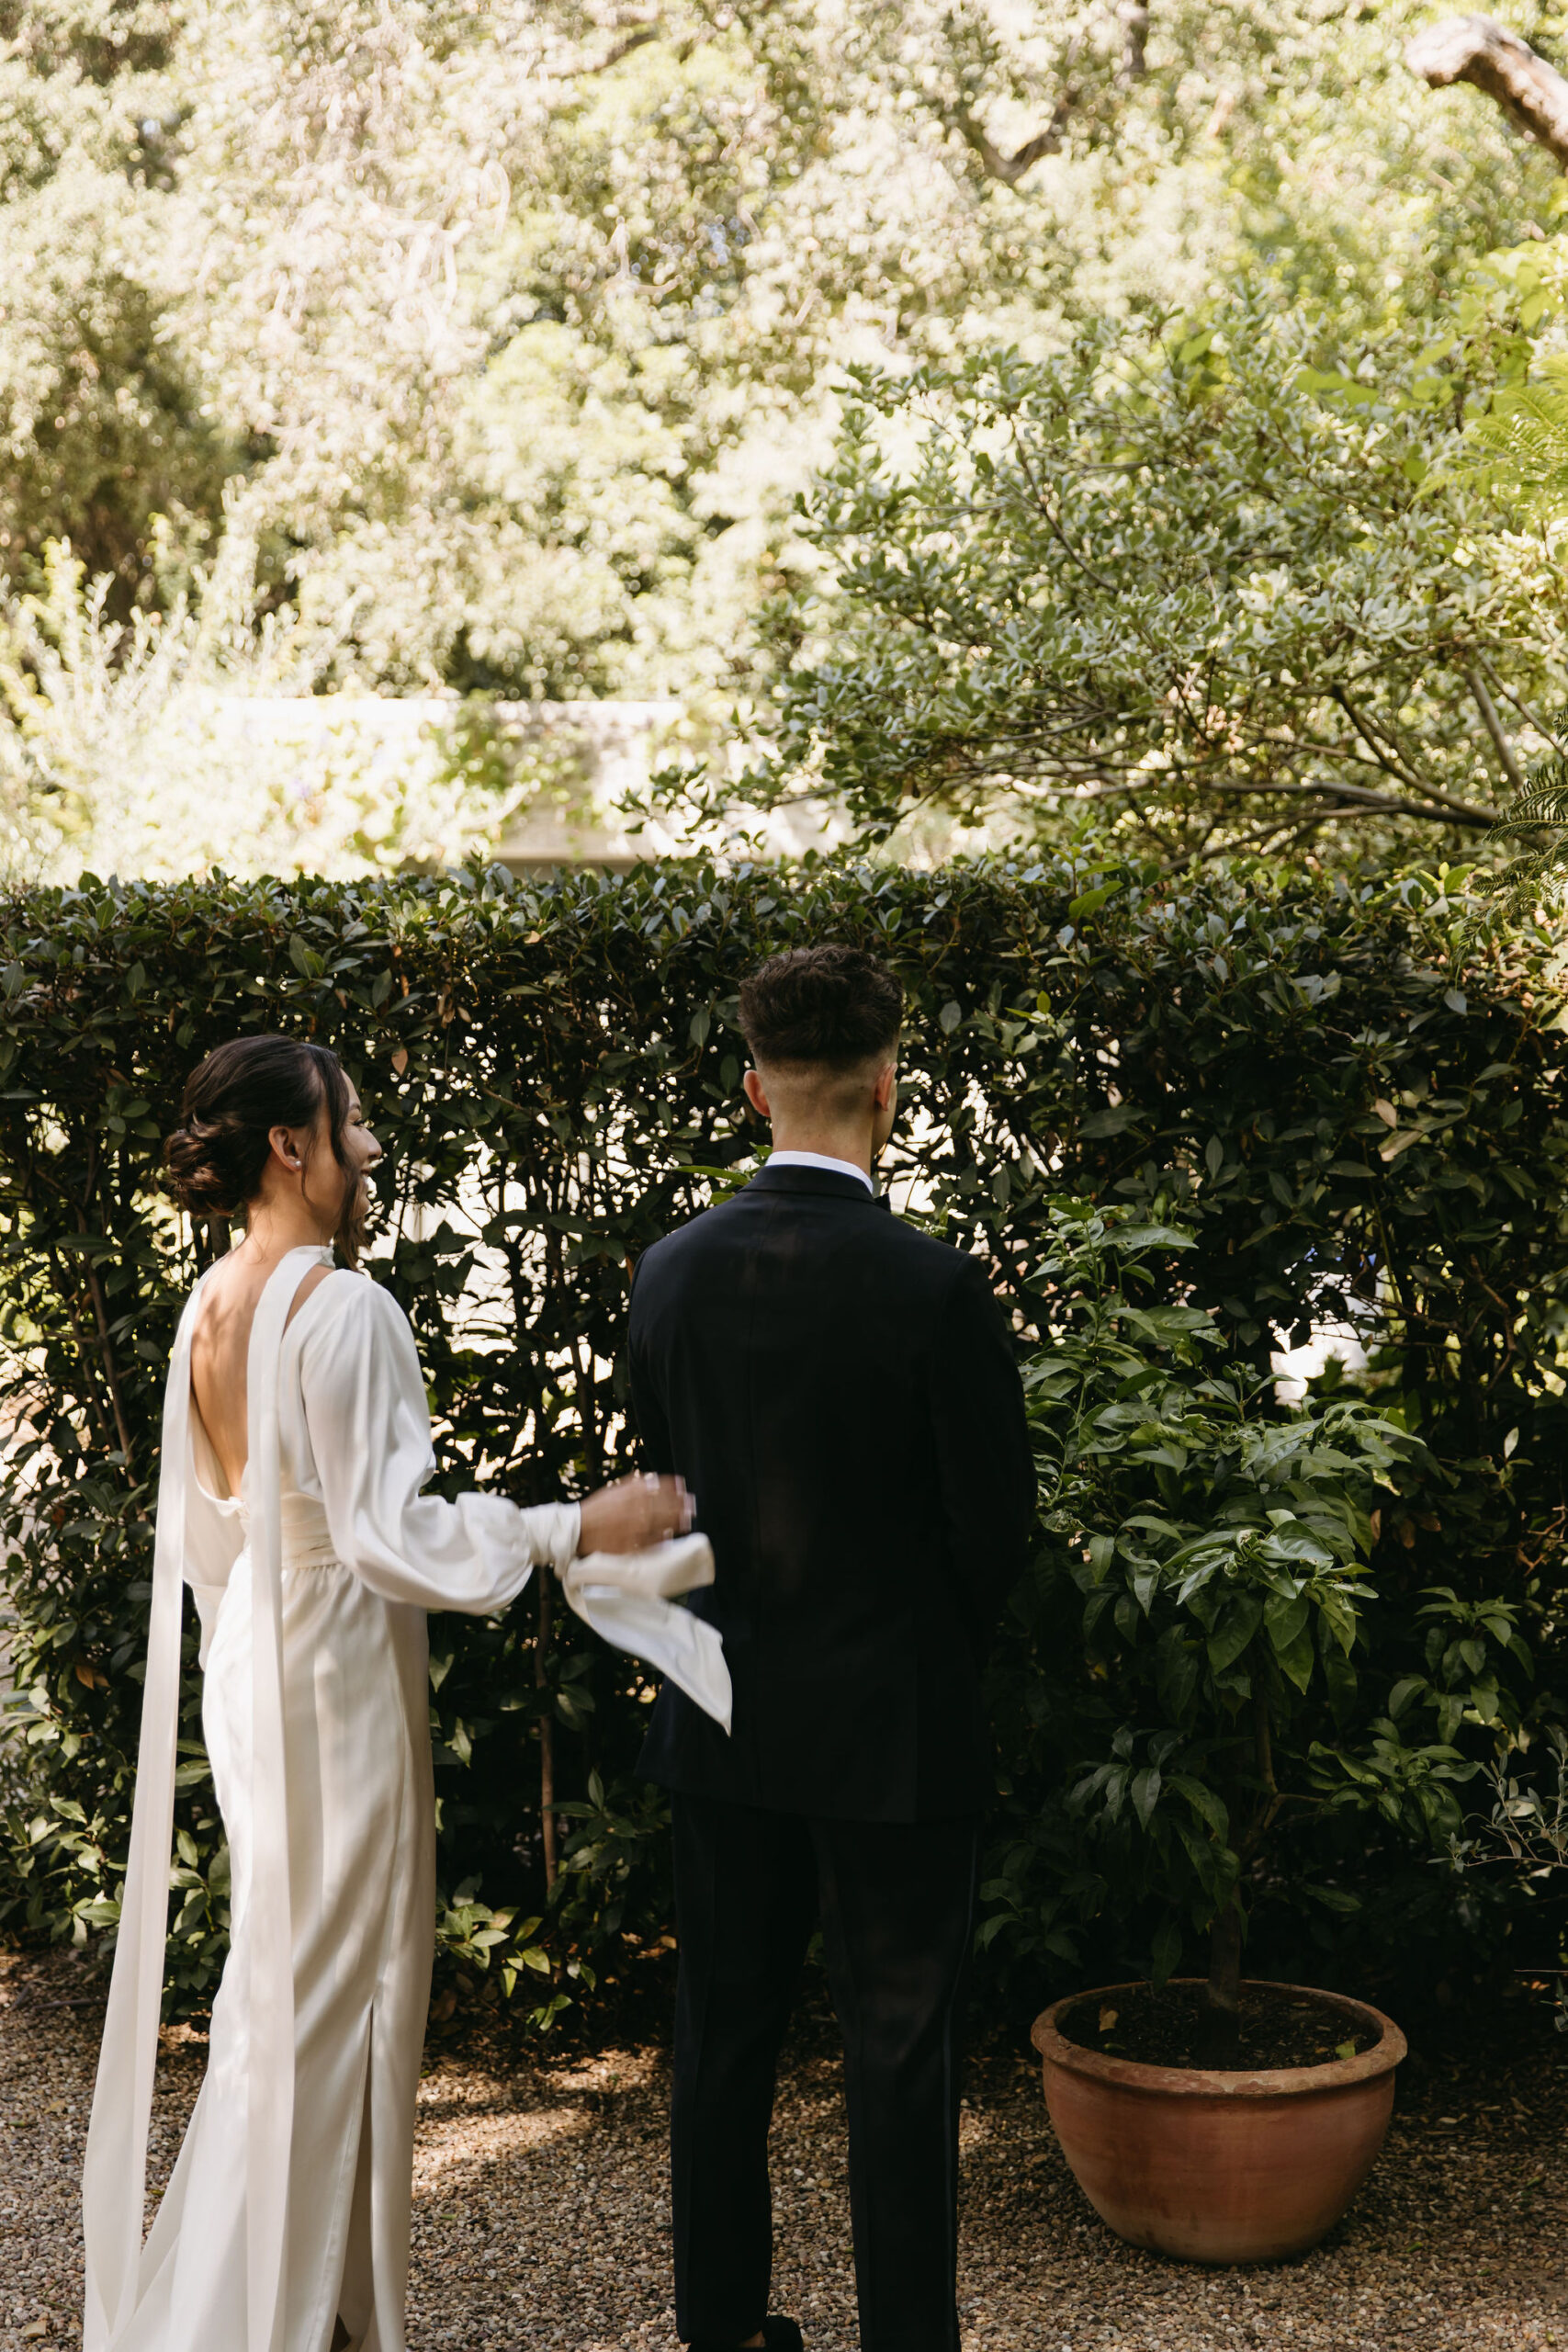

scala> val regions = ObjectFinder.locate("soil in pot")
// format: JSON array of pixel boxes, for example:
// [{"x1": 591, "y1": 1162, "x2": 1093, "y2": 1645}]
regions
[{"x1": 1058, "y1": 1982, "x2": 1382, "y2": 2073}]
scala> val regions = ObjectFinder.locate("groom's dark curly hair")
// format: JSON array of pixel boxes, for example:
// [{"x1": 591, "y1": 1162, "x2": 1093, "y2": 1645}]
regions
[{"x1": 739, "y1": 943, "x2": 903, "y2": 1069}]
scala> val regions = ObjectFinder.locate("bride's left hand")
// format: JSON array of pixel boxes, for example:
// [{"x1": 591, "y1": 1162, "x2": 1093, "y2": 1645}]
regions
[{"x1": 576, "y1": 1472, "x2": 694, "y2": 1555}]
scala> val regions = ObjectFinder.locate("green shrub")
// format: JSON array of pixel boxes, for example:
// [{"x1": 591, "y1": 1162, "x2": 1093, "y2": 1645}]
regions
[
  {"x1": 985, "y1": 1204, "x2": 1529, "y2": 2045},
  {"x1": 1, "y1": 853, "x2": 1563, "y2": 2022}
]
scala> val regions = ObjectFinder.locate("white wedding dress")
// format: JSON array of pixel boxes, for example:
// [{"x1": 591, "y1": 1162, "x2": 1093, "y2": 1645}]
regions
[{"x1": 82, "y1": 1245, "x2": 729, "y2": 2352}]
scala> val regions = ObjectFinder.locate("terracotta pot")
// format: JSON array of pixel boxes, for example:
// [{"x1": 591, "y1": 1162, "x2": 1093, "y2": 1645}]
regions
[{"x1": 1031, "y1": 1978, "x2": 1406, "y2": 2265}]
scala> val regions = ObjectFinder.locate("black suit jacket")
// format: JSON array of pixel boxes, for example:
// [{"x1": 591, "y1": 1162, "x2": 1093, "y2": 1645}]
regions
[{"x1": 628, "y1": 1163, "x2": 1036, "y2": 1820}]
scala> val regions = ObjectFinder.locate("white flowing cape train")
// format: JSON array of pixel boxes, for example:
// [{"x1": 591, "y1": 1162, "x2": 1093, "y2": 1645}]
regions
[{"x1": 81, "y1": 1247, "x2": 729, "y2": 2352}]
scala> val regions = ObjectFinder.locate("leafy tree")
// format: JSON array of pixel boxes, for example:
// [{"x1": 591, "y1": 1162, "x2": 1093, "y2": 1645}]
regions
[
  {"x1": 0, "y1": 5, "x2": 239, "y2": 608},
  {"x1": 3, "y1": 0, "x2": 1564, "y2": 742},
  {"x1": 995, "y1": 1206, "x2": 1520, "y2": 2057},
  {"x1": 692, "y1": 274, "x2": 1568, "y2": 862}
]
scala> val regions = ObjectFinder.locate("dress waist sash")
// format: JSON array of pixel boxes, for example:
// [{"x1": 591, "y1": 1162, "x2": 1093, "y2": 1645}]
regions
[
  {"x1": 228, "y1": 1498, "x2": 340, "y2": 1573},
  {"x1": 277, "y1": 1496, "x2": 339, "y2": 1571}
]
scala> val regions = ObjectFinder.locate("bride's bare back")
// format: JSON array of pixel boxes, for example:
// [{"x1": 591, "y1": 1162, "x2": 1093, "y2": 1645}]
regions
[{"x1": 191, "y1": 1254, "x2": 333, "y2": 1495}]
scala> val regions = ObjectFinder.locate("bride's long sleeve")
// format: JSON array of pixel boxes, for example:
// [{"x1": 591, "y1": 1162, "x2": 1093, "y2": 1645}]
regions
[{"x1": 295, "y1": 1274, "x2": 578, "y2": 1611}]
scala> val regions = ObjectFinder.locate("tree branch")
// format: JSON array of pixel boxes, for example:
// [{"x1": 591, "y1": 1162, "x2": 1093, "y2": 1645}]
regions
[
  {"x1": 1190, "y1": 775, "x2": 1499, "y2": 828},
  {"x1": 1478, "y1": 652, "x2": 1568, "y2": 755},
  {"x1": 1466, "y1": 663, "x2": 1526, "y2": 791},
  {"x1": 569, "y1": 22, "x2": 660, "y2": 78},
  {"x1": 83, "y1": 1259, "x2": 134, "y2": 1467},
  {"x1": 943, "y1": 96, "x2": 1076, "y2": 186},
  {"x1": 1118, "y1": 2, "x2": 1150, "y2": 85},
  {"x1": 1406, "y1": 16, "x2": 1568, "y2": 168},
  {"x1": 49, "y1": 1250, "x2": 118, "y2": 1459},
  {"x1": 1326, "y1": 683, "x2": 1431, "y2": 794}
]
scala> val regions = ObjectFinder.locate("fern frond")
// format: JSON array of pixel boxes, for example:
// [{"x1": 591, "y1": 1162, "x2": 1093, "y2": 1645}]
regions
[
  {"x1": 1485, "y1": 749, "x2": 1568, "y2": 894},
  {"x1": 1461, "y1": 366, "x2": 1568, "y2": 513},
  {"x1": 1491, "y1": 752, "x2": 1568, "y2": 840}
]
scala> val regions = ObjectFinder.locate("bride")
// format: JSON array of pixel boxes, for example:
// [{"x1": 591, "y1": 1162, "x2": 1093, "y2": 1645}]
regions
[{"x1": 81, "y1": 1034, "x2": 729, "y2": 2352}]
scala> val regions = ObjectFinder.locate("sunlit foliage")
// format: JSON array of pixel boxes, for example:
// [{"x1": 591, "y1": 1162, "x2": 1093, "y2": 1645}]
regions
[{"x1": 6, "y1": 0, "x2": 1565, "y2": 725}]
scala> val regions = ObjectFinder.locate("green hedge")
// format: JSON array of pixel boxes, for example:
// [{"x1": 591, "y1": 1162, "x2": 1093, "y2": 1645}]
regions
[{"x1": 1, "y1": 854, "x2": 1562, "y2": 2023}]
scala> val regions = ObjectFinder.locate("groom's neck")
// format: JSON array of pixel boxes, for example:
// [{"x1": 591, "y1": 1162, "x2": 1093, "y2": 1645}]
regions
[{"x1": 766, "y1": 1113, "x2": 874, "y2": 1178}]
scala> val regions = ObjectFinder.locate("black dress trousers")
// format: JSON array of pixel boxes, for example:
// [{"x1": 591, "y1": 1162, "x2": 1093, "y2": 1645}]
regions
[{"x1": 671, "y1": 1792, "x2": 980, "y2": 2352}]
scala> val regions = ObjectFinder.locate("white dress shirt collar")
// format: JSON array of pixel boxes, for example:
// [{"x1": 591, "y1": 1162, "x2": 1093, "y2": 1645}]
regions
[{"x1": 766, "y1": 1149, "x2": 874, "y2": 1194}]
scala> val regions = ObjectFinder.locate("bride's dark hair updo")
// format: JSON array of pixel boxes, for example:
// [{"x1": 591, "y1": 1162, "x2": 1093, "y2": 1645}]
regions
[{"x1": 165, "y1": 1035, "x2": 356, "y2": 1233}]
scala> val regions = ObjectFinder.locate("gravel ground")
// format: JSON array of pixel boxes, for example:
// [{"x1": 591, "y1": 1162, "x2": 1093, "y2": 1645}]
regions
[{"x1": 3, "y1": 1946, "x2": 1567, "y2": 2350}]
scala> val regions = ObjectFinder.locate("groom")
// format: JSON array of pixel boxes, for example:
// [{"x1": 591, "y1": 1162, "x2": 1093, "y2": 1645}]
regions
[{"x1": 627, "y1": 943, "x2": 1035, "y2": 2352}]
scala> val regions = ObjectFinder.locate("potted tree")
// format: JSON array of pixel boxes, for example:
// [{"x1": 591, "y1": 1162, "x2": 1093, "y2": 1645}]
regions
[{"x1": 1008, "y1": 1204, "x2": 1516, "y2": 2263}]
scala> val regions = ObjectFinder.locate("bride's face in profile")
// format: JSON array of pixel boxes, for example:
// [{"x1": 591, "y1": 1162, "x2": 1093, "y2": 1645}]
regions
[
  {"x1": 270, "y1": 1079, "x2": 382, "y2": 1244},
  {"x1": 332, "y1": 1083, "x2": 382, "y2": 1236}
]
